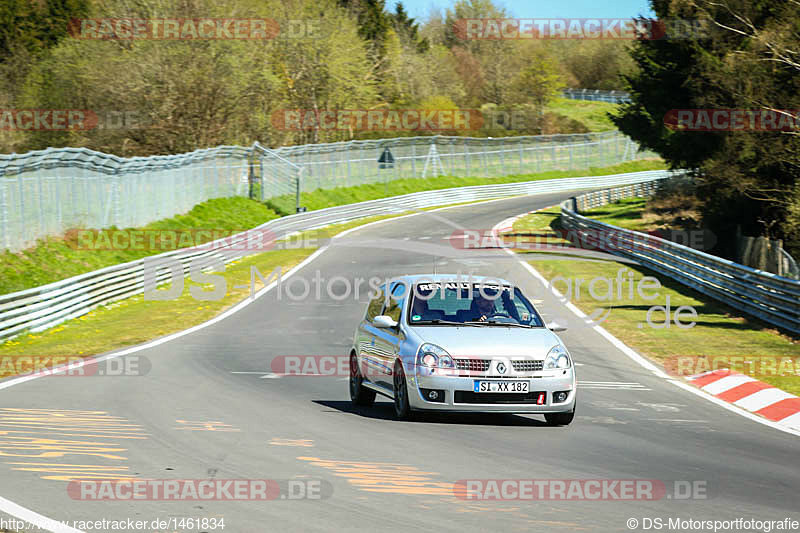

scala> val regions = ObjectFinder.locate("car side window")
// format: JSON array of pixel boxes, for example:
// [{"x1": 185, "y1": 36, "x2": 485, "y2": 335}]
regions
[
  {"x1": 383, "y1": 283, "x2": 406, "y2": 323},
  {"x1": 365, "y1": 285, "x2": 386, "y2": 322}
]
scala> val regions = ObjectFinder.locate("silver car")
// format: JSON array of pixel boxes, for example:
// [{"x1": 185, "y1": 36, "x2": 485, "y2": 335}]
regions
[{"x1": 349, "y1": 275, "x2": 576, "y2": 424}]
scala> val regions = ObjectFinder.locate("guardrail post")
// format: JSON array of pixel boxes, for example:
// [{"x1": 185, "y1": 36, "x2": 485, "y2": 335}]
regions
[{"x1": 569, "y1": 196, "x2": 578, "y2": 213}]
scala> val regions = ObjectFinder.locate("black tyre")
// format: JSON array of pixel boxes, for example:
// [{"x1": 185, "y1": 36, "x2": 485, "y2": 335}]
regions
[
  {"x1": 544, "y1": 409, "x2": 575, "y2": 426},
  {"x1": 393, "y1": 360, "x2": 413, "y2": 420},
  {"x1": 350, "y1": 353, "x2": 376, "y2": 406}
]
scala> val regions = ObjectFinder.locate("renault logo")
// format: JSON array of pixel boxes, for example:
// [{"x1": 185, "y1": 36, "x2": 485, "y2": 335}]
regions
[{"x1": 496, "y1": 362, "x2": 507, "y2": 374}]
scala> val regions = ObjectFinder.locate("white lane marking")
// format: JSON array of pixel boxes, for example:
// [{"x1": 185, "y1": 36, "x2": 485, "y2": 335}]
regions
[
  {"x1": 580, "y1": 381, "x2": 645, "y2": 385},
  {"x1": 580, "y1": 385, "x2": 650, "y2": 388},
  {"x1": 733, "y1": 388, "x2": 795, "y2": 412},
  {"x1": 644, "y1": 419, "x2": 708, "y2": 423},
  {"x1": 701, "y1": 374, "x2": 757, "y2": 395},
  {"x1": 636, "y1": 402, "x2": 683, "y2": 412},
  {"x1": 580, "y1": 384, "x2": 648, "y2": 387},
  {"x1": 0, "y1": 496, "x2": 82, "y2": 533},
  {"x1": 495, "y1": 216, "x2": 800, "y2": 438}
]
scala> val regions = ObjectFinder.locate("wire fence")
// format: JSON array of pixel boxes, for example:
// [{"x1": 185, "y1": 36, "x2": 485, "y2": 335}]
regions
[
  {"x1": 0, "y1": 131, "x2": 655, "y2": 252},
  {"x1": 270, "y1": 131, "x2": 653, "y2": 195},
  {"x1": 562, "y1": 89, "x2": 632, "y2": 104}
]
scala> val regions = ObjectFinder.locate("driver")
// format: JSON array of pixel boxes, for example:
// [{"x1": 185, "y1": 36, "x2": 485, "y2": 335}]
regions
[{"x1": 473, "y1": 295, "x2": 497, "y2": 322}]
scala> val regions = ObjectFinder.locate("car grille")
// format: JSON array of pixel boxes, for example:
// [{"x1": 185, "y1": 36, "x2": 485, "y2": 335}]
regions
[
  {"x1": 454, "y1": 391, "x2": 547, "y2": 404},
  {"x1": 511, "y1": 360, "x2": 544, "y2": 372},
  {"x1": 454, "y1": 359, "x2": 490, "y2": 372}
]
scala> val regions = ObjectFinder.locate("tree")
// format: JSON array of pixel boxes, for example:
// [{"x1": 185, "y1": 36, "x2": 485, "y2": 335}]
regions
[
  {"x1": 390, "y1": 2, "x2": 428, "y2": 52},
  {"x1": 612, "y1": 0, "x2": 800, "y2": 258}
]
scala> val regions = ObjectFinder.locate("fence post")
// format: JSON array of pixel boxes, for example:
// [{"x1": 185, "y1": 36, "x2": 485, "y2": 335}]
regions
[
  {"x1": 395, "y1": 141, "x2": 401, "y2": 183},
  {"x1": 36, "y1": 171, "x2": 45, "y2": 235},
  {"x1": 464, "y1": 138, "x2": 470, "y2": 177},
  {"x1": 411, "y1": 142, "x2": 417, "y2": 178},
  {"x1": 500, "y1": 138, "x2": 505, "y2": 176},
  {"x1": 260, "y1": 154, "x2": 266, "y2": 201},
  {"x1": 0, "y1": 177, "x2": 7, "y2": 249},
  {"x1": 483, "y1": 138, "x2": 489, "y2": 177},
  {"x1": 295, "y1": 167, "x2": 303, "y2": 213}
]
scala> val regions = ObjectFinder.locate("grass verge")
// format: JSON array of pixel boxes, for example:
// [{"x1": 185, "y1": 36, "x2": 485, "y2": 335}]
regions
[
  {"x1": 0, "y1": 197, "x2": 280, "y2": 295},
  {"x1": 264, "y1": 159, "x2": 666, "y2": 215},
  {"x1": 545, "y1": 97, "x2": 619, "y2": 132},
  {"x1": 508, "y1": 207, "x2": 799, "y2": 395}
]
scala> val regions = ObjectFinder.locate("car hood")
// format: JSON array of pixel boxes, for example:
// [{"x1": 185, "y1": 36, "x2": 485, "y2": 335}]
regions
[{"x1": 411, "y1": 325, "x2": 562, "y2": 358}]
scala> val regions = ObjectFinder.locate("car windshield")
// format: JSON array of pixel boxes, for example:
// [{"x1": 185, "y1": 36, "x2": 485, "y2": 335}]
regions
[{"x1": 407, "y1": 282, "x2": 544, "y2": 327}]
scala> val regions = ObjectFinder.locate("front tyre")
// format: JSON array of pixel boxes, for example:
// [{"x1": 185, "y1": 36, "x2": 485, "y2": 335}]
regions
[
  {"x1": 350, "y1": 353, "x2": 376, "y2": 406},
  {"x1": 393, "y1": 360, "x2": 413, "y2": 420},
  {"x1": 544, "y1": 408, "x2": 575, "y2": 426}
]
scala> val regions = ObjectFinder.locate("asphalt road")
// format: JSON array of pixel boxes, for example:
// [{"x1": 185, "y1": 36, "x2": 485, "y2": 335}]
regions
[{"x1": 0, "y1": 191, "x2": 798, "y2": 533}]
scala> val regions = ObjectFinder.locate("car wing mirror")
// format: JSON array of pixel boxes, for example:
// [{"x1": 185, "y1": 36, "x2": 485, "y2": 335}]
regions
[
  {"x1": 374, "y1": 315, "x2": 398, "y2": 328},
  {"x1": 547, "y1": 322, "x2": 567, "y2": 332}
]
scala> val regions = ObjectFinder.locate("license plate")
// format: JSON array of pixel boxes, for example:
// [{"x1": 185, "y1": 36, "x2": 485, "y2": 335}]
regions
[{"x1": 473, "y1": 380, "x2": 529, "y2": 393}]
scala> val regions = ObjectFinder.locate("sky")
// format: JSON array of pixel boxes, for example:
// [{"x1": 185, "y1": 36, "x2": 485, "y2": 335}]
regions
[{"x1": 395, "y1": 0, "x2": 655, "y2": 20}]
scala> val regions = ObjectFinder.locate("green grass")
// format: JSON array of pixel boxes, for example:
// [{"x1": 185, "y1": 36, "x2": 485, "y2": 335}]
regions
[
  {"x1": 530, "y1": 258, "x2": 799, "y2": 394},
  {"x1": 265, "y1": 159, "x2": 666, "y2": 215},
  {"x1": 545, "y1": 97, "x2": 619, "y2": 132},
  {"x1": 579, "y1": 197, "x2": 654, "y2": 231},
  {"x1": 0, "y1": 196, "x2": 280, "y2": 294}
]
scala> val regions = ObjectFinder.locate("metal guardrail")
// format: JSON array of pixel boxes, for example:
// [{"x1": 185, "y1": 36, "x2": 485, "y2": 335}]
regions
[
  {"x1": 1, "y1": 131, "x2": 655, "y2": 252},
  {"x1": 561, "y1": 185, "x2": 800, "y2": 335},
  {"x1": 0, "y1": 170, "x2": 672, "y2": 341},
  {"x1": 562, "y1": 89, "x2": 631, "y2": 104}
]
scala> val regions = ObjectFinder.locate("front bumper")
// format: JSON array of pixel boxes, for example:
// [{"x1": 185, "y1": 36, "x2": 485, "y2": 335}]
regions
[{"x1": 408, "y1": 366, "x2": 576, "y2": 413}]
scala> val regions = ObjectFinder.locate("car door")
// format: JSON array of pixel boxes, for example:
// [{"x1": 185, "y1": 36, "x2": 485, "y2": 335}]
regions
[
  {"x1": 357, "y1": 285, "x2": 386, "y2": 384},
  {"x1": 372, "y1": 282, "x2": 407, "y2": 390}
]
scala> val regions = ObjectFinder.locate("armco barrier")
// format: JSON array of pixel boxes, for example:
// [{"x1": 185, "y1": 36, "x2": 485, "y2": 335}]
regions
[
  {"x1": 560, "y1": 185, "x2": 800, "y2": 335},
  {"x1": 0, "y1": 170, "x2": 672, "y2": 341}
]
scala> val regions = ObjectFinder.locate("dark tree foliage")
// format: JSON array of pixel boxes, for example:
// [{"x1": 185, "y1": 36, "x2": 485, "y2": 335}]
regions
[
  {"x1": 613, "y1": 0, "x2": 800, "y2": 259},
  {"x1": 391, "y1": 2, "x2": 429, "y2": 52},
  {"x1": 0, "y1": 0, "x2": 90, "y2": 61},
  {"x1": 337, "y1": 0, "x2": 392, "y2": 55}
]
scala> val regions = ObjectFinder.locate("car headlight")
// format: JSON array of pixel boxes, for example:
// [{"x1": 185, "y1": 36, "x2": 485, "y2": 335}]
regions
[
  {"x1": 544, "y1": 345, "x2": 571, "y2": 369},
  {"x1": 418, "y1": 343, "x2": 454, "y2": 369}
]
